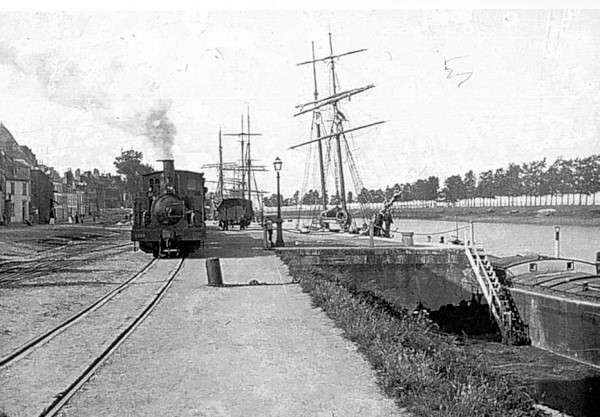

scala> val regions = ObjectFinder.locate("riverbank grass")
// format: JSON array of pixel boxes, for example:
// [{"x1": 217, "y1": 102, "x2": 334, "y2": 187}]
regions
[{"x1": 289, "y1": 264, "x2": 546, "y2": 417}]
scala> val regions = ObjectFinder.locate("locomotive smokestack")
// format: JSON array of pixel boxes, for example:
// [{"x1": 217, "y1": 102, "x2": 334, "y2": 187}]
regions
[{"x1": 159, "y1": 159, "x2": 176, "y2": 193}]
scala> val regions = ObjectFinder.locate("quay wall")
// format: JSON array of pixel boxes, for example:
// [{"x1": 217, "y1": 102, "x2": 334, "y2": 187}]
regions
[
  {"x1": 278, "y1": 247, "x2": 475, "y2": 310},
  {"x1": 279, "y1": 245, "x2": 600, "y2": 367},
  {"x1": 509, "y1": 287, "x2": 600, "y2": 367}
]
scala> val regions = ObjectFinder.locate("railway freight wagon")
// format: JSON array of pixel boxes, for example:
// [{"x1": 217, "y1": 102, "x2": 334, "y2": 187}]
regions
[
  {"x1": 131, "y1": 159, "x2": 207, "y2": 257},
  {"x1": 217, "y1": 198, "x2": 253, "y2": 229}
]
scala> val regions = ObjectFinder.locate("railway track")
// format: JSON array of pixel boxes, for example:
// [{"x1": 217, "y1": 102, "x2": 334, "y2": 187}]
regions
[
  {"x1": 0, "y1": 228, "x2": 127, "y2": 265},
  {"x1": 0, "y1": 257, "x2": 185, "y2": 417},
  {"x1": 0, "y1": 242, "x2": 134, "y2": 288}
]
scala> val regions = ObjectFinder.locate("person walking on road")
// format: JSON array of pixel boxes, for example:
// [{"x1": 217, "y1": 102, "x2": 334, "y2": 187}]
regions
[{"x1": 266, "y1": 218, "x2": 274, "y2": 247}]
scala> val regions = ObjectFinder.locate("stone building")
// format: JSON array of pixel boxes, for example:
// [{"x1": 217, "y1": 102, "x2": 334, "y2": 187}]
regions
[
  {"x1": 0, "y1": 123, "x2": 37, "y2": 224},
  {"x1": 5, "y1": 158, "x2": 32, "y2": 223},
  {"x1": 0, "y1": 150, "x2": 6, "y2": 224},
  {"x1": 30, "y1": 168, "x2": 54, "y2": 224},
  {"x1": 0, "y1": 121, "x2": 129, "y2": 224}
]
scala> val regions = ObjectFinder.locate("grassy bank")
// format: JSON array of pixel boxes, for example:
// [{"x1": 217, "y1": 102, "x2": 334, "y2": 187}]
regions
[
  {"x1": 286, "y1": 261, "x2": 546, "y2": 417},
  {"x1": 393, "y1": 205, "x2": 600, "y2": 227},
  {"x1": 270, "y1": 205, "x2": 600, "y2": 228}
]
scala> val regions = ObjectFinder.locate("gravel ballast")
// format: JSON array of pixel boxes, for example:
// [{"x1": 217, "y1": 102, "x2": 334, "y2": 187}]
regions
[{"x1": 55, "y1": 229, "x2": 405, "y2": 416}]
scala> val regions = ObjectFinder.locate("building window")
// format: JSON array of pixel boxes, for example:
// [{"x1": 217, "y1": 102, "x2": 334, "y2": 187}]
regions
[
  {"x1": 10, "y1": 182, "x2": 15, "y2": 195},
  {"x1": 529, "y1": 263, "x2": 538, "y2": 272},
  {"x1": 566, "y1": 261, "x2": 574, "y2": 271},
  {"x1": 22, "y1": 182, "x2": 27, "y2": 196}
]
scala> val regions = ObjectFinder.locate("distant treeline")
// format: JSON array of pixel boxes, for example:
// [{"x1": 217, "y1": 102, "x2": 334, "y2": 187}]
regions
[{"x1": 263, "y1": 155, "x2": 600, "y2": 207}]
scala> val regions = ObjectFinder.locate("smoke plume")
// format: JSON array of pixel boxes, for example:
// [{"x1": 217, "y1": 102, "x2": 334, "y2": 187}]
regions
[{"x1": 142, "y1": 101, "x2": 177, "y2": 159}]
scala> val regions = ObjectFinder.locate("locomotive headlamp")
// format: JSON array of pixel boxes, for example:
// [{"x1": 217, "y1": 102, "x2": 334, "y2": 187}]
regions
[{"x1": 166, "y1": 184, "x2": 174, "y2": 193}]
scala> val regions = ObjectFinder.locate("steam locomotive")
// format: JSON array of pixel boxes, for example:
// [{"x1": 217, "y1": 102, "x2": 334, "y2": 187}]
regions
[{"x1": 131, "y1": 159, "x2": 207, "y2": 257}]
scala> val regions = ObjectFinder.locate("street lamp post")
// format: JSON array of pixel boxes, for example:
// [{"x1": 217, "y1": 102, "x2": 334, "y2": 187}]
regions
[
  {"x1": 554, "y1": 226, "x2": 561, "y2": 258},
  {"x1": 274, "y1": 157, "x2": 285, "y2": 247}
]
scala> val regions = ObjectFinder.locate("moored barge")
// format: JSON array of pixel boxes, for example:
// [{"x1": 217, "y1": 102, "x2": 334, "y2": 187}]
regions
[{"x1": 490, "y1": 254, "x2": 600, "y2": 367}]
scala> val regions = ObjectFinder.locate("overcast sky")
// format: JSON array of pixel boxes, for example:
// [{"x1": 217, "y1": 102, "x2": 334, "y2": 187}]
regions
[{"x1": 0, "y1": 5, "x2": 598, "y2": 197}]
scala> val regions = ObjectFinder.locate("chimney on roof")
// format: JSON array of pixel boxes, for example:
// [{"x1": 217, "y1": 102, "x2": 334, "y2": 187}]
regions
[{"x1": 65, "y1": 169, "x2": 74, "y2": 186}]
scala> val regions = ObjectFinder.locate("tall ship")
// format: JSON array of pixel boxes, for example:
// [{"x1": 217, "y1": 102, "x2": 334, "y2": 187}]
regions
[
  {"x1": 291, "y1": 33, "x2": 386, "y2": 232},
  {"x1": 203, "y1": 107, "x2": 266, "y2": 229}
]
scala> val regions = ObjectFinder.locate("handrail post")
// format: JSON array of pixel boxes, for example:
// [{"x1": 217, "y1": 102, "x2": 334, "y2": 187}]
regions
[{"x1": 470, "y1": 220, "x2": 475, "y2": 245}]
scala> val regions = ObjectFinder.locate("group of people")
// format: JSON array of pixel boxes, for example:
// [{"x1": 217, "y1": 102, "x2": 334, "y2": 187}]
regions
[
  {"x1": 373, "y1": 211, "x2": 394, "y2": 237},
  {"x1": 48, "y1": 210, "x2": 99, "y2": 225},
  {"x1": 218, "y1": 217, "x2": 250, "y2": 230}
]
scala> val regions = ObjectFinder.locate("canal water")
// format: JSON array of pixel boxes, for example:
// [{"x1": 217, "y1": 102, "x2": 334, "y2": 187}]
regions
[{"x1": 390, "y1": 219, "x2": 600, "y2": 261}]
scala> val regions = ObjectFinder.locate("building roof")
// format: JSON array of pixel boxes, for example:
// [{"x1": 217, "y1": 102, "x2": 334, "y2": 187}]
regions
[
  {"x1": 5, "y1": 158, "x2": 31, "y2": 181},
  {"x1": 0, "y1": 123, "x2": 37, "y2": 166}
]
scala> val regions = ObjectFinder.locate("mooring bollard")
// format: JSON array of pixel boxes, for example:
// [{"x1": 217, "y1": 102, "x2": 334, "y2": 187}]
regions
[
  {"x1": 206, "y1": 257, "x2": 223, "y2": 286},
  {"x1": 401, "y1": 232, "x2": 414, "y2": 246},
  {"x1": 554, "y1": 226, "x2": 561, "y2": 258}
]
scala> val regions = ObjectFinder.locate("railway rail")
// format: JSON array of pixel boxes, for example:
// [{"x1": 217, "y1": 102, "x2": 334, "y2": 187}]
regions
[
  {"x1": 0, "y1": 258, "x2": 185, "y2": 417},
  {"x1": 0, "y1": 228, "x2": 127, "y2": 264},
  {"x1": 0, "y1": 242, "x2": 134, "y2": 287},
  {"x1": 0, "y1": 259, "x2": 156, "y2": 368}
]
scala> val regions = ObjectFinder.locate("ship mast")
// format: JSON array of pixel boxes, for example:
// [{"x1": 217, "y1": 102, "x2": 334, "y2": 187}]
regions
[
  {"x1": 218, "y1": 128, "x2": 224, "y2": 200},
  {"x1": 246, "y1": 104, "x2": 252, "y2": 205},
  {"x1": 240, "y1": 114, "x2": 245, "y2": 198},
  {"x1": 224, "y1": 108, "x2": 262, "y2": 203},
  {"x1": 292, "y1": 33, "x2": 385, "y2": 228},
  {"x1": 311, "y1": 41, "x2": 328, "y2": 212},
  {"x1": 328, "y1": 33, "x2": 348, "y2": 213}
]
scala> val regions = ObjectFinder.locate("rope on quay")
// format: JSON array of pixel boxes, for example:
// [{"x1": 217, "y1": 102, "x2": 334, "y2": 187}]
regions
[
  {"x1": 284, "y1": 229, "x2": 333, "y2": 236},
  {"x1": 391, "y1": 225, "x2": 470, "y2": 236}
]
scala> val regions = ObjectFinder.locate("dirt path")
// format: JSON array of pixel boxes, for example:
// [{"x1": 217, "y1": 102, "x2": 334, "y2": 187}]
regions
[{"x1": 57, "y1": 228, "x2": 405, "y2": 416}]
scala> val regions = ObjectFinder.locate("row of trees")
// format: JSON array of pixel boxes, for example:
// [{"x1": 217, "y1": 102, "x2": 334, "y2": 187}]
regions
[
  {"x1": 441, "y1": 155, "x2": 600, "y2": 204},
  {"x1": 262, "y1": 190, "x2": 355, "y2": 207},
  {"x1": 263, "y1": 155, "x2": 600, "y2": 207}
]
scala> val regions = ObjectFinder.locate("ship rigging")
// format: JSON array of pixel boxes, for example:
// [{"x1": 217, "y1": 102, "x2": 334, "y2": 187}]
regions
[
  {"x1": 291, "y1": 33, "x2": 386, "y2": 232},
  {"x1": 203, "y1": 105, "x2": 267, "y2": 225}
]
